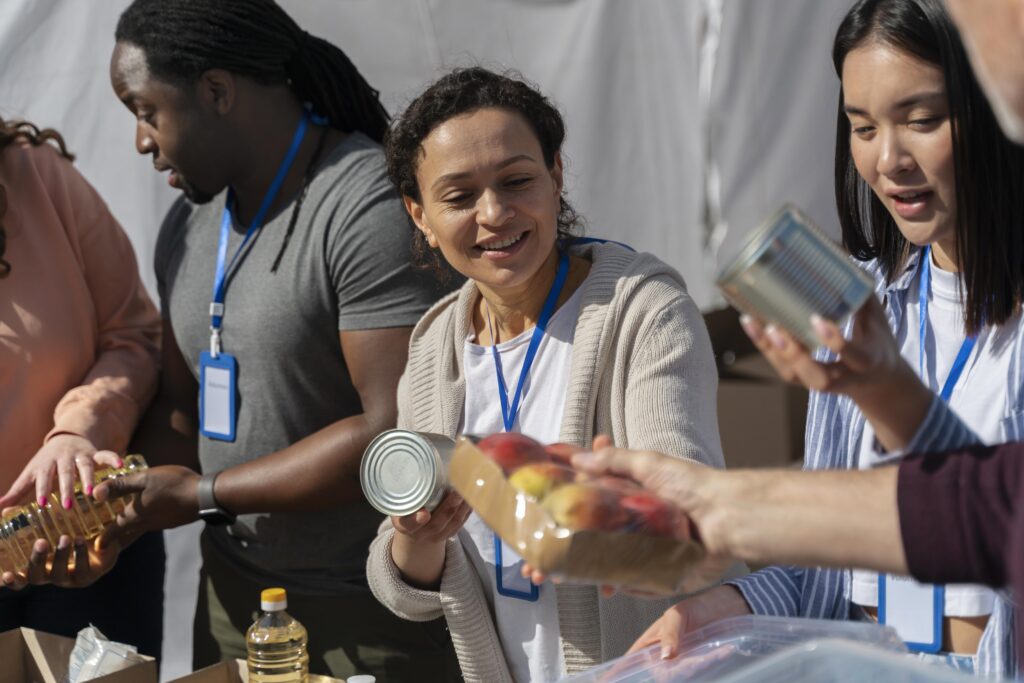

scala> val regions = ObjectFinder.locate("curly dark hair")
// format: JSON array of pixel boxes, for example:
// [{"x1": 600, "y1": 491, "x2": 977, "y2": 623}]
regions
[
  {"x1": 0, "y1": 118, "x2": 75, "y2": 278},
  {"x1": 384, "y1": 67, "x2": 583, "y2": 275}
]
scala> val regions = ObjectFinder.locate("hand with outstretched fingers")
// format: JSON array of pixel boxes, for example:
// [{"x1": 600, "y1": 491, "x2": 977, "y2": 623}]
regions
[{"x1": 0, "y1": 434, "x2": 121, "y2": 510}]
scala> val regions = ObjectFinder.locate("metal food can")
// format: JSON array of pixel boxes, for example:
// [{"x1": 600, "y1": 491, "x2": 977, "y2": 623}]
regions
[
  {"x1": 360, "y1": 429, "x2": 455, "y2": 516},
  {"x1": 716, "y1": 204, "x2": 874, "y2": 349}
]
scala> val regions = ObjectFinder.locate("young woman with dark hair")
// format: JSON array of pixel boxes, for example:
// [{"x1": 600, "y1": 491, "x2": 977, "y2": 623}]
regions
[
  {"x1": 0, "y1": 117, "x2": 164, "y2": 655},
  {"x1": 366, "y1": 67, "x2": 725, "y2": 683},
  {"x1": 630, "y1": 0, "x2": 1024, "y2": 676}
]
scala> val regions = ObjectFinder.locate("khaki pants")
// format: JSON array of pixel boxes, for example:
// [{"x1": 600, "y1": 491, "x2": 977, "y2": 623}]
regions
[{"x1": 192, "y1": 535, "x2": 462, "y2": 682}]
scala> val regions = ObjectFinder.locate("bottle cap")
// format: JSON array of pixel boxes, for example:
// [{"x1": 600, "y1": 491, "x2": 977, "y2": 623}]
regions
[{"x1": 260, "y1": 587, "x2": 287, "y2": 611}]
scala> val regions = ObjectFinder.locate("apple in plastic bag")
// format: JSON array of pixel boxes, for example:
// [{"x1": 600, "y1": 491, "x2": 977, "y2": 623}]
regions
[
  {"x1": 477, "y1": 433, "x2": 551, "y2": 474},
  {"x1": 621, "y1": 490, "x2": 690, "y2": 540},
  {"x1": 541, "y1": 482, "x2": 630, "y2": 531},
  {"x1": 508, "y1": 462, "x2": 576, "y2": 500}
]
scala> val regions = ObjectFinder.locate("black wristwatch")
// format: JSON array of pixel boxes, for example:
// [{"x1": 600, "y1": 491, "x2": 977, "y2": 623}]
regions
[{"x1": 197, "y1": 471, "x2": 236, "y2": 526}]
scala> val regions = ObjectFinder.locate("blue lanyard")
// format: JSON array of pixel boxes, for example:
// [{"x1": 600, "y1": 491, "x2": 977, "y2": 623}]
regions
[
  {"x1": 208, "y1": 111, "x2": 310, "y2": 356},
  {"x1": 489, "y1": 251, "x2": 569, "y2": 602},
  {"x1": 490, "y1": 251, "x2": 571, "y2": 431},
  {"x1": 918, "y1": 246, "x2": 977, "y2": 402}
]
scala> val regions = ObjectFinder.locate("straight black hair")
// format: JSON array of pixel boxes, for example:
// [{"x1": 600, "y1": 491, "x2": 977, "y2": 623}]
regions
[
  {"x1": 833, "y1": 0, "x2": 1024, "y2": 334},
  {"x1": 115, "y1": 0, "x2": 389, "y2": 143}
]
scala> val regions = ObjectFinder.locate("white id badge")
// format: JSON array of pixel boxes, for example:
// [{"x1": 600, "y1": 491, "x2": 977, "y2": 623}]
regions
[
  {"x1": 878, "y1": 573, "x2": 943, "y2": 653},
  {"x1": 199, "y1": 351, "x2": 238, "y2": 442}
]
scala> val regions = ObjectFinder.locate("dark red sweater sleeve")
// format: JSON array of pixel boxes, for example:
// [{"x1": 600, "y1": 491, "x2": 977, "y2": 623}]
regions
[{"x1": 897, "y1": 443, "x2": 1024, "y2": 587}]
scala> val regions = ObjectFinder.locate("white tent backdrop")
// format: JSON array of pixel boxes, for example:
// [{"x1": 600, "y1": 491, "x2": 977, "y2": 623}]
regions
[{"x1": 0, "y1": 1, "x2": 850, "y2": 678}]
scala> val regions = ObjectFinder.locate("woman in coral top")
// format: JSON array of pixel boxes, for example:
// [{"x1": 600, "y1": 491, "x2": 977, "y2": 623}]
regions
[{"x1": 0, "y1": 117, "x2": 164, "y2": 656}]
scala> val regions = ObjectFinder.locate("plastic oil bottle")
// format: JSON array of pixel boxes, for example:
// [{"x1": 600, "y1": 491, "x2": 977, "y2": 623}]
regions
[
  {"x1": 247, "y1": 588, "x2": 309, "y2": 683},
  {"x1": 0, "y1": 454, "x2": 147, "y2": 574}
]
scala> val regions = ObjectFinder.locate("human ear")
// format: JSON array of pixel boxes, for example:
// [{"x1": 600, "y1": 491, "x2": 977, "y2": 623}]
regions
[
  {"x1": 197, "y1": 69, "x2": 235, "y2": 116},
  {"x1": 404, "y1": 195, "x2": 439, "y2": 249},
  {"x1": 550, "y1": 151, "x2": 564, "y2": 195}
]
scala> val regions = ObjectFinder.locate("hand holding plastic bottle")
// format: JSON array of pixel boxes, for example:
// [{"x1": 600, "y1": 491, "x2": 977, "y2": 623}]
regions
[{"x1": 0, "y1": 434, "x2": 121, "y2": 510}]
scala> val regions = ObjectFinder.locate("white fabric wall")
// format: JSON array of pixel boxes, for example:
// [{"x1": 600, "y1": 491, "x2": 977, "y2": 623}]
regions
[{"x1": 0, "y1": 1, "x2": 852, "y2": 678}]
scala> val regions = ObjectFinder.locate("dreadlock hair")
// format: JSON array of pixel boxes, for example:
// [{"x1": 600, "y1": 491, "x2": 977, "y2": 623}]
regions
[
  {"x1": 115, "y1": 0, "x2": 389, "y2": 143},
  {"x1": 833, "y1": 0, "x2": 1024, "y2": 334},
  {"x1": 385, "y1": 67, "x2": 584, "y2": 277},
  {"x1": 0, "y1": 117, "x2": 75, "y2": 279}
]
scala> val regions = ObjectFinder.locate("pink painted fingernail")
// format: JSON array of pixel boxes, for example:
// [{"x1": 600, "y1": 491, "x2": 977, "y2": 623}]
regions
[
  {"x1": 63, "y1": 497, "x2": 73, "y2": 510},
  {"x1": 85, "y1": 484, "x2": 93, "y2": 496},
  {"x1": 116, "y1": 459, "x2": 123, "y2": 468},
  {"x1": 38, "y1": 496, "x2": 47, "y2": 507}
]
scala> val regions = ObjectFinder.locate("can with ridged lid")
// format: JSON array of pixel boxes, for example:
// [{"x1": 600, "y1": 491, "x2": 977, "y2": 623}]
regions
[{"x1": 360, "y1": 430, "x2": 455, "y2": 517}]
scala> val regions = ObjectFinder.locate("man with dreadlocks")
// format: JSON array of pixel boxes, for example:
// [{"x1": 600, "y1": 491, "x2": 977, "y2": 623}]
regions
[{"x1": 96, "y1": 0, "x2": 460, "y2": 679}]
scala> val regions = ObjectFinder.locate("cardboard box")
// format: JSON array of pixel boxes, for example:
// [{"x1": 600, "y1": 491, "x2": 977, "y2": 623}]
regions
[
  {"x1": 169, "y1": 660, "x2": 343, "y2": 683},
  {"x1": 0, "y1": 627, "x2": 156, "y2": 683},
  {"x1": 705, "y1": 306, "x2": 808, "y2": 468}
]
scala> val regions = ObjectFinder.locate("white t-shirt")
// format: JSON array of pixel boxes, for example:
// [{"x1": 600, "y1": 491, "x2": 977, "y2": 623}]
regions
[
  {"x1": 852, "y1": 257, "x2": 1014, "y2": 617},
  {"x1": 458, "y1": 285, "x2": 584, "y2": 683}
]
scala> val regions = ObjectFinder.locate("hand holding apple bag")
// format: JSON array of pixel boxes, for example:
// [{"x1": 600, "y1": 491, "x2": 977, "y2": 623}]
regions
[{"x1": 449, "y1": 432, "x2": 723, "y2": 595}]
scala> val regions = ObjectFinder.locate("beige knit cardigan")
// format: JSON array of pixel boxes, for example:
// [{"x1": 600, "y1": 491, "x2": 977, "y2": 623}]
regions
[{"x1": 367, "y1": 243, "x2": 726, "y2": 682}]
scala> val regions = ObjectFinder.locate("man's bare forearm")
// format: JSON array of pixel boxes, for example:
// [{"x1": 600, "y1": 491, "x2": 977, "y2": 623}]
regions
[{"x1": 701, "y1": 466, "x2": 908, "y2": 574}]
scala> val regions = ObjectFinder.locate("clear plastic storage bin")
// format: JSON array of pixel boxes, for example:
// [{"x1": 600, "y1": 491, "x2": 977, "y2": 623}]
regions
[
  {"x1": 716, "y1": 639, "x2": 974, "y2": 683},
  {"x1": 559, "y1": 615, "x2": 906, "y2": 683}
]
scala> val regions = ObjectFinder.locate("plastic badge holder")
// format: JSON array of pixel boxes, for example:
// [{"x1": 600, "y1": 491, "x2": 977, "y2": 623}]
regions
[
  {"x1": 559, "y1": 615, "x2": 906, "y2": 683},
  {"x1": 714, "y1": 639, "x2": 973, "y2": 683}
]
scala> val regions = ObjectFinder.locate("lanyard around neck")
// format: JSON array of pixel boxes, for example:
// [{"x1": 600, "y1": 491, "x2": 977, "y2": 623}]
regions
[
  {"x1": 208, "y1": 111, "x2": 310, "y2": 355},
  {"x1": 918, "y1": 245, "x2": 977, "y2": 402},
  {"x1": 489, "y1": 251, "x2": 571, "y2": 432}
]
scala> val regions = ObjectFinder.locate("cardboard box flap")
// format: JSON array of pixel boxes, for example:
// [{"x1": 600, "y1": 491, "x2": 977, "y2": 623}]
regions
[
  {"x1": 0, "y1": 628, "x2": 155, "y2": 683},
  {"x1": 22, "y1": 629, "x2": 73, "y2": 683},
  {"x1": 167, "y1": 660, "x2": 344, "y2": 683}
]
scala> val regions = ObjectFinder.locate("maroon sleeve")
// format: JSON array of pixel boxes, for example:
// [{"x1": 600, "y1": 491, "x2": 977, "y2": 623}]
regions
[{"x1": 897, "y1": 443, "x2": 1024, "y2": 587}]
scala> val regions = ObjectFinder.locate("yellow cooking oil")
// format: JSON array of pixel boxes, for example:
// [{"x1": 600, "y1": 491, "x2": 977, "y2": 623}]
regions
[
  {"x1": 247, "y1": 587, "x2": 309, "y2": 683},
  {"x1": 0, "y1": 454, "x2": 147, "y2": 573}
]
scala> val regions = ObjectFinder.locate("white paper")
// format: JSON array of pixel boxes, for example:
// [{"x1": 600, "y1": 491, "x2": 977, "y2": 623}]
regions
[
  {"x1": 882, "y1": 574, "x2": 939, "y2": 646},
  {"x1": 202, "y1": 365, "x2": 232, "y2": 436}
]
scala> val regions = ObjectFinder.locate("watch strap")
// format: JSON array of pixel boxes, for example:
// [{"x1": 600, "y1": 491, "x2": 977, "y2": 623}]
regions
[{"x1": 197, "y1": 471, "x2": 235, "y2": 525}]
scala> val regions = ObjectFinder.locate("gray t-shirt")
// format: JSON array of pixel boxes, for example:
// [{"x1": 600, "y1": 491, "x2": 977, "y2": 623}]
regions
[{"x1": 155, "y1": 132, "x2": 451, "y2": 595}]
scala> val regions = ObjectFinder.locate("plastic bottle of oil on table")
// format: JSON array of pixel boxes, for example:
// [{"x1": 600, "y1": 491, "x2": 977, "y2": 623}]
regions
[
  {"x1": 0, "y1": 454, "x2": 147, "y2": 574},
  {"x1": 247, "y1": 588, "x2": 309, "y2": 683}
]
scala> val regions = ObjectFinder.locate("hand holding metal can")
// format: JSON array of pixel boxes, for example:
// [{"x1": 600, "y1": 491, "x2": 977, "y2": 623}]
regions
[{"x1": 716, "y1": 204, "x2": 874, "y2": 349}]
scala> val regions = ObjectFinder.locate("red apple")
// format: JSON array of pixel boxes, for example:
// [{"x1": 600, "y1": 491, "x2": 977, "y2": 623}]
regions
[
  {"x1": 507, "y1": 462, "x2": 576, "y2": 500},
  {"x1": 477, "y1": 433, "x2": 550, "y2": 474},
  {"x1": 542, "y1": 483, "x2": 630, "y2": 531},
  {"x1": 621, "y1": 491, "x2": 689, "y2": 540}
]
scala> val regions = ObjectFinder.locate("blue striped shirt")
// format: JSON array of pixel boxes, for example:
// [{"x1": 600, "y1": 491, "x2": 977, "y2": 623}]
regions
[{"x1": 727, "y1": 249, "x2": 1023, "y2": 678}]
